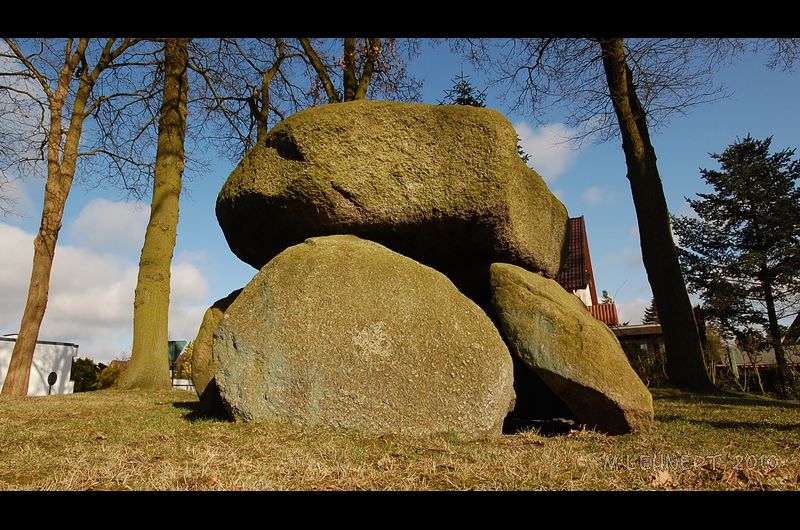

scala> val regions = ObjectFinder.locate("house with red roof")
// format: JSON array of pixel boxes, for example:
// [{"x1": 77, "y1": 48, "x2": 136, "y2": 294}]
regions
[{"x1": 556, "y1": 216, "x2": 620, "y2": 327}]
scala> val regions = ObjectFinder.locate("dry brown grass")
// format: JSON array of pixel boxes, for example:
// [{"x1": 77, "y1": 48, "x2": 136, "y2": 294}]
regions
[{"x1": 1, "y1": 388, "x2": 798, "y2": 490}]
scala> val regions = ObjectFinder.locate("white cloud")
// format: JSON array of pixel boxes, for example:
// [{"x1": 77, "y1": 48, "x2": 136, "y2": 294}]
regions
[
  {"x1": 0, "y1": 223, "x2": 37, "y2": 316},
  {"x1": 70, "y1": 198, "x2": 149, "y2": 255},
  {"x1": 617, "y1": 297, "x2": 651, "y2": 325},
  {"x1": 1, "y1": 210, "x2": 209, "y2": 364},
  {"x1": 514, "y1": 122, "x2": 580, "y2": 182},
  {"x1": 626, "y1": 250, "x2": 643, "y2": 268},
  {"x1": 168, "y1": 304, "x2": 208, "y2": 344},
  {"x1": 582, "y1": 186, "x2": 607, "y2": 205}
]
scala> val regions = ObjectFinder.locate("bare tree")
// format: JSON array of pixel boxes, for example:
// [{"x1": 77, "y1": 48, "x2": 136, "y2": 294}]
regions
[
  {"x1": 0, "y1": 38, "x2": 424, "y2": 394},
  {"x1": 187, "y1": 38, "x2": 422, "y2": 167},
  {"x1": 111, "y1": 36, "x2": 419, "y2": 391},
  {"x1": 0, "y1": 38, "x2": 141, "y2": 397},
  {"x1": 452, "y1": 38, "x2": 800, "y2": 389},
  {"x1": 298, "y1": 38, "x2": 422, "y2": 104},
  {"x1": 453, "y1": 38, "x2": 716, "y2": 389},
  {"x1": 598, "y1": 38, "x2": 712, "y2": 389},
  {"x1": 117, "y1": 38, "x2": 191, "y2": 390},
  {"x1": 189, "y1": 38, "x2": 308, "y2": 162},
  {"x1": 759, "y1": 38, "x2": 800, "y2": 71},
  {"x1": 453, "y1": 38, "x2": 798, "y2": 390}
]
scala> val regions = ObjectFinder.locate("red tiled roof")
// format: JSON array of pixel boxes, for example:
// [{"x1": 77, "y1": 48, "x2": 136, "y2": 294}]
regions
[
  {"x1": 588, "y1": 303, "x2": 620, "y2": 326},
  {"x1": 557, "y1": 218, "x2": 587, "y2": 290},
  {"x1": 557, "y1": 217, "x2": 597, "y2": 306}
]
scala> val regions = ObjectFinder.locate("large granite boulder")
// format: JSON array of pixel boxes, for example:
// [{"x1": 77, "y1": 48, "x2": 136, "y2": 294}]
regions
[
  {"x1": 212, "y1": 235, "x2": 516, "y2": 440},
  {"x1": 490, "y1": 263, "x2": 654, "y2": 434},
  {"x1": 216, "y1": 100, "x2": 568, "y2": 303},
  {"x1": 191, "y1": 288, "x2": 242, "y2": 414}
]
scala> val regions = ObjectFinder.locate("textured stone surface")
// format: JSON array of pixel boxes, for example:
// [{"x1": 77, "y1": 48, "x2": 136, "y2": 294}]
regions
[
  {"x1": 216, "y1": 100, "x2": 568, "y2": 301},
  {"x1": 490, "y1": 263, "x2": 654, "y2": 434},
  {"x1": 212, "y1": 235, "x2": 515, "y2": 440},
  {"x1": 191, "y1": 288, "x2": 241, "y2": 414}
]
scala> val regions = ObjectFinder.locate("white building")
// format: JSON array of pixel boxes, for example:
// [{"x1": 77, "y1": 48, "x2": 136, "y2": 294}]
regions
[{"x1": 0, "y1": 335, "x2": 78, "y2": 396}]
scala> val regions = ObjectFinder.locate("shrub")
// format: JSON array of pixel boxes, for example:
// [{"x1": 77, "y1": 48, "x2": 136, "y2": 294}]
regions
[
  {"x1": 70, "y1": 357, "x2": 101, "y2": 392},
  {"x1": 97, "y1": 360, "x2": 127, "y2": 389}
]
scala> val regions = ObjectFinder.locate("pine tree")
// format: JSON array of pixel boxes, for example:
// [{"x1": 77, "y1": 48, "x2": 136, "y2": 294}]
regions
[
  {"x1": 439, "y1": 71, "x2": 531, "y2": 163},
  {"x1": 438, "y1": 70, "x2": 487, "y2": 108},
  {"x1": 642, "y1": 298, "x2": 660, "y2": 324},
  {"x1": 517, "y1": 136, "x2": 530, "y2": 163},
  {"x1": 673, "y1": 135, "x2": 800, "y2": 398}
]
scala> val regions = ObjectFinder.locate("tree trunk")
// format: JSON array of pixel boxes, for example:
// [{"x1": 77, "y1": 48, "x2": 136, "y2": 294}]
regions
[
  {"x1": 599, "y1": 38, "x2": 713, "y2": 391},
  {"x1": 343, "y1": 38, "x2": 357, "y2": 102},
  {"x1": 254, "y1": 86, "x2": 269, "y2": 143},
  {"x1": 355, "y1": 38, "x2": 381, "y2": 100},
  {"x1": 725, "y1": 342, "x2": 744, "y2": 391},
  {"x1": 118, "y1": 38, "x2": 190, "y2": 390},
  {"x1": 254, "y1": 39, "x2": 287, "y2": 144},
  {"x1": 754, "y1": 364, "x2": 766, "y2": 396},
  {"x1": 760, "y1": 268, "x2": 797, "y2": 398},
  {"x1": 1, "y1": 39, "x2": 94, "y2": 397},
  {"x1": 1, "y1": 171, "x2": 71, "y2": 396}
]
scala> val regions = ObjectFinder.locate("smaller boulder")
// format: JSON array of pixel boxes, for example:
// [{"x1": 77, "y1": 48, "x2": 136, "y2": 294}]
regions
[
  {"x1": 490, "y1": 263, "x2": 654, "y2": 434},
  {"x1": 191, "y1": 288, "x2": 242, "y2": 415}
]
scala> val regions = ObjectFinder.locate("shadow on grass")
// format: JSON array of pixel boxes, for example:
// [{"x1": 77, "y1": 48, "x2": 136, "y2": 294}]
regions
[
  {"x1": 658, "y1": 414, "x2": 800, "y2": 432},
  {"x1": 503, "y1": 417, "x2": 576, "y2": 436},
  {"x1": 172, "y1": 400, "x2": 230, "y2": 423},
  {"x1": 652, "y1": 387, "x2": 800, "y2": 409}
]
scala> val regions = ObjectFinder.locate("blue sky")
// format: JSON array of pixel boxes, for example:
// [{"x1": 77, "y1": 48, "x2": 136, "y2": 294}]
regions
[{"x1": 1, "y1": 39, "x2": 798, "y2": 363}]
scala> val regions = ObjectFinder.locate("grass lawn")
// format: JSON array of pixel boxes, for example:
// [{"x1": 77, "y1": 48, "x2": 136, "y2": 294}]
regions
[{"x1": 0, "y1": 387, "x2": 798, "y2": 490}]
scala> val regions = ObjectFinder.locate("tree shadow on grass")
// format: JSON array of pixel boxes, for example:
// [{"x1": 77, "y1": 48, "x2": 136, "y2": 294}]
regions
[
  {"x1": 653, "y1": 388, "x2": 800, "y2": 409},
  {"x1": 658, "y1": 414, "x2": 800, "y2": 432}
]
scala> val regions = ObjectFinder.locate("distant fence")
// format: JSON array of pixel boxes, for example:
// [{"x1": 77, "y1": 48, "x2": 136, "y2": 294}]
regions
[{"x1": 172, "y1": 378, "x2": 195, "y2": 392}]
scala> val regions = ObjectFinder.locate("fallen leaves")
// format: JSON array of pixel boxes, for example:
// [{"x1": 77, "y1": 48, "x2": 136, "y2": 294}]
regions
[{"x1": 650, "y1": 470, "x2": 674, "y2": 487}]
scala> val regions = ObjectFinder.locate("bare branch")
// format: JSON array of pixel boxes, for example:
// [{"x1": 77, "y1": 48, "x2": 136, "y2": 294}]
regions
[
  {"x1": 3, "y1": 38, "x2": 53, "y2": 99},
  {"x1": 299, "y1": 38, "x2": 339, "y2": 103}
]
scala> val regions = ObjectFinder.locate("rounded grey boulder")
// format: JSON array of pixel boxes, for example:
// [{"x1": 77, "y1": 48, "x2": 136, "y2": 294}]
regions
[{"x1": 212, "y1": 235, "x2": 516, "y2": 440}]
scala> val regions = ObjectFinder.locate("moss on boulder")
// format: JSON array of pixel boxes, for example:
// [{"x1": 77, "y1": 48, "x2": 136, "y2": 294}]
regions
[{"x1": 216, "y1": 100, "x2": 568, "y2": 303}]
